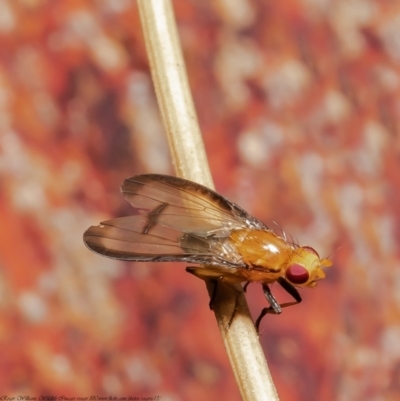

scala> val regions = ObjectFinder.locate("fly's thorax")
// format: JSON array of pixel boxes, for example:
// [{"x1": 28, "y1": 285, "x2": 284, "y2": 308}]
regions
[
  {"x1": 284, "y1": 246, "x2": 332, "y2": 287},
  {"x1": 229, "y1": 229, "x2": 292, "y2": 271}
]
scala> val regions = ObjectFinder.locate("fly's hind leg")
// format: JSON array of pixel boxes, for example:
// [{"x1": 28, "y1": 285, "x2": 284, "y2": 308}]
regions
[
  {"x1": 203, "y1": 278, "x2": 240, "y2": 329},
  {"x1": 255, "y1": 278, "x2": 302, "y2": 332},
  {"x1": 186, "y1": 266, "x2": 243, "y2": 328},
  {"x1": 186, "y1": 266, "x2": 224, "y2": 310}
]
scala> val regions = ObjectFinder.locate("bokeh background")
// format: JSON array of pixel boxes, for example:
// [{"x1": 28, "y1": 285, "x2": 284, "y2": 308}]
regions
[{"x1": 1, "y1": 0, "x2": 400, "y2": 400}]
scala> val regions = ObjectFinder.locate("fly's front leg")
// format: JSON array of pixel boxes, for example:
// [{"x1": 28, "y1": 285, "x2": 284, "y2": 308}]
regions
[
  {"x1": 255, "y1": 278, "x2": 302, "y2": 331},
  {"x1": 277, "y1": 277, "x2": 302, "y2": 308}
]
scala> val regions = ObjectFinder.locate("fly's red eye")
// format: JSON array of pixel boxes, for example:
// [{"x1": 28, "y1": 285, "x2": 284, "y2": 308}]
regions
[
  {"x1": 286, "y1": 264, "x2": 310, "y2": 284},
  {"x1": 302, "y1": 246, "x2": 319, "y2": 258}
]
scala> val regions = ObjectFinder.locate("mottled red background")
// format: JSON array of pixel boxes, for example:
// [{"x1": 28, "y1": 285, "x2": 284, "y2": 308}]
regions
[{"x1": 1, "y1": 0, "x2": 400, "y2": 400}]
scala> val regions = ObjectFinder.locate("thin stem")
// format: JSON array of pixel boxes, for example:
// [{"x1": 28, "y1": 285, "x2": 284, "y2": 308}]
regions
[{"x1": 136, "y1": 1, "x2": 279, "y2": 400}]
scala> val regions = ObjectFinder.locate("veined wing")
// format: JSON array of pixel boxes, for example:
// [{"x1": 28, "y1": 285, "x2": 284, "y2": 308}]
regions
[
  {"x1": 83, "y1": 174, "x2": 266, "y2": 266},
  {"x1": 83, "y1": 214, "x2": 244, "y2": 266},
  {"x1": 120, "y1": 174, "x2": 268, "y2": 235}
]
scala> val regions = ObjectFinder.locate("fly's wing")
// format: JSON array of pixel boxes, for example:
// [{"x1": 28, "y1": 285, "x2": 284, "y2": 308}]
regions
[
  {"x1": 83, "y1": 174, "x2": 268, "y2": 266},
  {"x1": 121, "y1": 174, "x2": 268, "y2": 235},
  {"x1": 84, "y1": 215, "x2": 240, "y2": 265}
]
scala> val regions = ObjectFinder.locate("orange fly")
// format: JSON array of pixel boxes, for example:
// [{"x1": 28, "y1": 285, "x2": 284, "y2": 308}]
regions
[{"x1": 83, "y1": 174, "x2": 332, "y2": 329}]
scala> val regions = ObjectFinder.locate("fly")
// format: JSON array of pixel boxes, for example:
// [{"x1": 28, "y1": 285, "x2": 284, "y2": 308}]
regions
[{"x1": 83, "y1": 174, "x2": 332, "y2": 330}]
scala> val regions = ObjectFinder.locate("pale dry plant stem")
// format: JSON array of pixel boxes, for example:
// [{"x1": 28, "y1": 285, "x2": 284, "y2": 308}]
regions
[{"x1": 136, "y1": 1, "x2": 279, "y2": 400}]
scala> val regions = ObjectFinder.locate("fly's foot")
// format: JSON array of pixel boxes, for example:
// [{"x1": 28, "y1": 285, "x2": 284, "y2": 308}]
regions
[{"x1": 255, "y1": 306, "x2": 282, "y2": 333}]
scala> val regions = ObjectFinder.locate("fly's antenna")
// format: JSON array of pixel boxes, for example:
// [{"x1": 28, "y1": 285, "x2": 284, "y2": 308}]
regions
[{"x1": 325, "y1": 246, "x2": 339, "y2": 260}]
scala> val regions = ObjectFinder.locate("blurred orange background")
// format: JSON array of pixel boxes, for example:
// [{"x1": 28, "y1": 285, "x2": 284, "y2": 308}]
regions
[{"x1": 1, "y1": 0, "x2": 400, "y2": 400}]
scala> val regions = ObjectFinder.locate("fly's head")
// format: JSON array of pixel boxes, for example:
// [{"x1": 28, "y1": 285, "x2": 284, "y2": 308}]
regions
[{"x1": 284, "y1": 246, "x2": 332, "y2": 288}]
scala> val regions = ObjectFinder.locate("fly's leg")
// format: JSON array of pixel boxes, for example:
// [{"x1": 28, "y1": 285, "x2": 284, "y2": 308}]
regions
[
  {"x1": 226, "y1": 287, "x2": 243, "y2": 328},
  {"x1": 186, "y1": 266, "x2": 221, "y2": 310},
  {"x1": 255, "y1": 283, "x2": 281, "y2": 331},
  {"x1": 186, "y1": 266, "x2": 227, "y2": 310},
  {"x1": 208, "y1": 279, "x2": 218, "y2": 310},
  {"x1": 277, "y1": 277, "x2": 302, "y2": 307},
  {"x1": 186, "y1": 266, "x2": 242, "y2": 328},
  {"x1": 255, "y1": 278, "x2": 302, "y2": 332}
]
